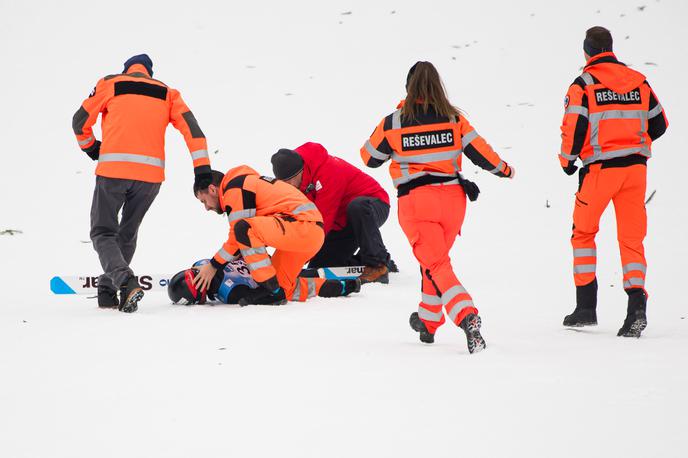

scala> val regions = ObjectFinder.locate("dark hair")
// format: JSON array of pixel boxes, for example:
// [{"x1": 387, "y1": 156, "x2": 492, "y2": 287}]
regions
[
  {"x1": 402, "y1": 61, "x2": 461, "y2": 122},
  {"x1": 193, "y1": 170, "x2": 224, "y2": 195},
  {"x1": 584, "y1": 26, "x2": 613, "y2": 56}
]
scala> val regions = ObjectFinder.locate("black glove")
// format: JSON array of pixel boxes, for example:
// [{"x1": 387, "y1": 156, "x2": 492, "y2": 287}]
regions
[
  {"x1": 82, "y1": 140, "x2": 100, "y2": 161},
  {"x1": 457, "y1": 174, "x2": 480, "y2": 202},
  {"x1": 563, "y1": 163, "x2": 579, "y2": 176}
]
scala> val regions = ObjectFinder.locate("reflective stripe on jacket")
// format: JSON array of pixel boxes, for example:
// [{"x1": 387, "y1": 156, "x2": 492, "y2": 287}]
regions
[
  {"x1": 72, "y1": 63, "x2": 210, "y2": 183},
  {"x1": 361, "y1": 100, "x2": 511, "y2": 196},
  {"x1": 212, "y1": 165, "x2": 324, "y2": 266},
  {"x1": 559, "y1": 52, "x2": 668, "y2": 170}
]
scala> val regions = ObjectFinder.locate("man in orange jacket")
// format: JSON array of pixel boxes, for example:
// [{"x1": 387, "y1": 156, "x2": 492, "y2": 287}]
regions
[
  {"x1": 559, "y1": 27, "x2": 668, "y2": 337},
  {"x1": 72, "y1": 54, "x2": 212, "y2": 313},
  {"x1": 192, "y1": 166, "x2": 361, "y2": 305}
]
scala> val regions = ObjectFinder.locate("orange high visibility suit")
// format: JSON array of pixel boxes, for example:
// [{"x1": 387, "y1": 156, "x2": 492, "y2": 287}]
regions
[
  {"x1": 208, "y1": 165, "x2": 327, "y2": 301},
  {"x1": 72, "y1": 63, "x2": 211, "y2": 183},
  {"x1": 560, "y1": 52, "x2": 668, "y2": 296},
  {"x1": 362, "y1": 101, "x2": 514, "y2": 333}
]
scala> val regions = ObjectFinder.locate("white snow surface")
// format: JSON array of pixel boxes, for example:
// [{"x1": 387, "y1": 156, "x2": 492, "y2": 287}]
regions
[{"x1": 1, "y1": 1, "x2": 687, "y2": 457}]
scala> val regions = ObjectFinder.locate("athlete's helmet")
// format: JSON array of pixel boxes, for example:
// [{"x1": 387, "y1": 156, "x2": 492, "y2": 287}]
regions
[{"x1": 167, "y1": 268, "x2": 207, "y2": 305}]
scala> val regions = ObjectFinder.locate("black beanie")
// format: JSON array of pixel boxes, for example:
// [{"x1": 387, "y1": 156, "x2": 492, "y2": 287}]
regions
[
  {"x1": 271, "y1": 149, "x2": 304, "y2": 180},
  {"x1": 123, "y1": 54, "x2": 154, "y2": 76}
]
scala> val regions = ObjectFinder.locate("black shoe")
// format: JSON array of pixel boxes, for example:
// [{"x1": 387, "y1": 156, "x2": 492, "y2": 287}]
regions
[
  {"x1": 563, "y1": 308, "x2": 597, "y2": 327},
  {"x1": 97, "y1": 286, "x2": 119, "y2": 309},
  {"x1": 238, "y1": 287, "x2": 287, "y2": 306},
  {"x1": 617, "y1": 309, "x2": 647, "y2": 338},
  {"x1": 387, "y1": 258, "x2": 399, "y2": 273},
  {"x1": 119, "y1": 276, "x2": 143, "y2": 313},
  {"x1": 409, "y1": 312, "x2": 435, "y2": 344},
  {"x1": 318, "y1": 279, "x2": 362, "y2": 298},
  {"x1": 459, "y1": 313, "x2": 486, "y2": 354}
]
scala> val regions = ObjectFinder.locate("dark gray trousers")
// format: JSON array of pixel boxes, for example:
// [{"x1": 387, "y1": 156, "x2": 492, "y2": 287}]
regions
[
  {"x1": 308, "y1": 196, "x2": 390, "y2": 268},
  {"x1": 90, "y1": 176, "x2": 160, "y2": 291}
]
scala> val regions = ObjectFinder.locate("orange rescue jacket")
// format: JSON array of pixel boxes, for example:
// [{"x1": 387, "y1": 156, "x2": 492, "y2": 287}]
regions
[
  {"x1": 559, "y1": 52, "x2": 668, "y2": 170},
  {"x1": 72, "y1": 63, "x2": 210, "y2": 183},
  {"x1": 361, "y1": 100, "x2": 512, "y2": 196},
  {"x1": 212, "y1": 165, "x2": 323, "y2": 267}
]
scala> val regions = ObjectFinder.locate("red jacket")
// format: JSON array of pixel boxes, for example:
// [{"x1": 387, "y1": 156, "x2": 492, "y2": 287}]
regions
[{"x1": 294, "y1": 142, "x2": 389, "y2": 235}]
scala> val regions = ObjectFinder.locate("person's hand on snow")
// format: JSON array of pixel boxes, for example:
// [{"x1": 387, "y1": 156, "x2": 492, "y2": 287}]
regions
[{"x1": 193, "y1": 262, "x2": 217, "y2": 292}]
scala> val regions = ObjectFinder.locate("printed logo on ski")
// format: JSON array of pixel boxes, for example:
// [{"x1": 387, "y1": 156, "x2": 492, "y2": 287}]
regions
[{"x1": 80, "y1": 275, "x2": 154, "y2": 290}]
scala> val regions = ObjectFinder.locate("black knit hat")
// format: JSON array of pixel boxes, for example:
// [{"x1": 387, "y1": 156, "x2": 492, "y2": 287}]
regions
[{"x1": 271, "y1": 148, "x2": 304, "y2": 180}]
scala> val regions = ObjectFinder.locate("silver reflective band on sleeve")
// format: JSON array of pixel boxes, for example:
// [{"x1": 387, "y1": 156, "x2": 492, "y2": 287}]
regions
[
  {"x1": 623, "y1": 277, "x2": 645, "y2": 288},
  {"x1": 580, "y1": 72, "x2": 595, "y2": 86},
  {"x1": 240, "y1": 246, "x2": 267, "y2": 257},
  {"x1": 228, "y1": 209, "x2": 256, "y2": 223},
  {"x1": 489, "y1": 161, "x2": 504, "y2": 174},
  {"x1": 461, "y1": 130, "x2": 479, "y2": 149},
  {"x1": 441, "y1": 285, "x2": 467, "y2": 306},
  {"x1": 392, "y1": 149, "x2": 461, "y2": 164},
  {"x1": 78, "y1": 136, "x2": 94, "y2": 146},
  {"x1": 215, "y1": 247, "x2": 234, "y2": 262},
  {"x1": 421, "y1": 293, "x2": 442, "y2": 306},
  {"x1": 648, "y1": 104, "x2": 664, "y2": 119},
  {"x1": 248, "y1": 258, "x2": 272, "y2": 271},
  {"x1": 293, "y1": 202, "x2": 317, "y2": 214},
  {"x1": 573, "y1": 264, "x2": 596, "y2": 274},
  {"x1": 418, "y1": 307, "x2": 444, "y2": 322},
  {"x1": 448, "y1": 299, "x2": 475, "y2": 322},
  {"x1": 573, "y1": 248, "x2": 597, "y2": 258},
  {"x1": 98, "y1": 153, "x2": 165, "y2": 168},
  {"x1": 365, "y1": 140, "x2": 390, "y2": 161},
  {"x1": 565, "y1": 105, "x2": 589, "y2": 117},
  {"x1": 623, "y1": 263, "x2": 647, "y2": 275},
  {"x1": 307, "y1": 278, "x2": 317, "y2": 298},
  {"x1": 392, "y1": 109, "x2": 401, "y2": 129},
  {"x1": 291, "y1": 282, "x2": 301, "y2": 300},
  {"x1": 191, "y1": 149, "x2": 209, "y2": 160},
  {"x1": 560, "y1": 152, "x2": 578, "y2": 161}
]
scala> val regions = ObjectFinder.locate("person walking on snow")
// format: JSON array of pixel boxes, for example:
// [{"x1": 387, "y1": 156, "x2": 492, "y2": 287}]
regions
[
  {"x1": 192, "y1": 166, "x2": 361, "y2": 305},
  {"x1": 271, "y1": 142, "x2": 394, "y2": 284},
  {"x1": 72, "y1": 54, "x2": 212, "y2": 313},
  {"x1": 559, "y1": 27, "x2": 668, "y2": 337},
  {"x1": 361, "y1": 61, "x2": 515, "y2": 353}
]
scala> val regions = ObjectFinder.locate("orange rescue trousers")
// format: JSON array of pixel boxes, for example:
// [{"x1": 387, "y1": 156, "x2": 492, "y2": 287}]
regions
[
  {"x1": 398, "y1": 184, "x2": 479, "y2": 334},
  {"x1": 235, "y1": 216, "x2": 327, "y2": 301},
  {"x1": 572, "y1": 164, "x2": 648, "y2": 293}
]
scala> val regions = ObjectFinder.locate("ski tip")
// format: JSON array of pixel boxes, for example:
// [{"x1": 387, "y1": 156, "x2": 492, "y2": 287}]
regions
[{"x1": 50, "y1": 276, "x2": 76, "y2": 294}]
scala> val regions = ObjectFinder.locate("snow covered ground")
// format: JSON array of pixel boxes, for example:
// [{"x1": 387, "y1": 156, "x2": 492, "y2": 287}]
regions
[{"x1": 1, "y1": 0, "x2": 686, "y2": 457}]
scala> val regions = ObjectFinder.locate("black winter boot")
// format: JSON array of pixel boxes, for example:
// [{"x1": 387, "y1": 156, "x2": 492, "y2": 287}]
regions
[
  {"x1": 618, "y1": 289, "x2": 648, "y2": 338},
  {"x1": 97, "y1": 284, "x2": 119, "y2": 309},
  {"x1": 459, "y1": 313, "x2": 486, "y2": 354},
  {"x1": 119, "y1": 276, "x2": 143, "y2": 313},
  {"x1": 409, "y1": 312, "x2": 435, "y2": 344},
  {"x1": 563, "y1": 279, "x2": 598, "y2": 327},
  {"x1": 318, "y1": 279, "x2": 361, "y2": 297}
]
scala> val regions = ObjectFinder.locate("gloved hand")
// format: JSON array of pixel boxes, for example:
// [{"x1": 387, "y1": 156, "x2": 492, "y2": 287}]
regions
[
  {"x1": 82, "y1": 140, "x2": 100, "y2": 161},
  {"x1": 507, "y1": 165, "x2": 516, "y2": 179},
  {"x1": 563, "y1": 163, "x2": 579, "y2": 176}
]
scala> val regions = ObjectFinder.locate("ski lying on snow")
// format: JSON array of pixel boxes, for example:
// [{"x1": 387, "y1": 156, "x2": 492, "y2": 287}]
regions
[{"x1": 50, "y1": 266, "x2": 364, "y2": 295}]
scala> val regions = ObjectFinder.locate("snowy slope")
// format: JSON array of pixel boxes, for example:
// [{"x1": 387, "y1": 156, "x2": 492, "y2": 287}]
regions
[{"x1": 1, "y1": 1, "x2": 686, "y2": 457}]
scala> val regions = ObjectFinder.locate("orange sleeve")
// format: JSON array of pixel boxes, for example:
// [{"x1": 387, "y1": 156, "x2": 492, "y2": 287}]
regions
[
  {"x1": 169, "y1": 88, "x2": 211, "y2": 174},
  {"x1": 461, "y1": 117, "x2": 513, "y2": 178},
  {"x1": 361, "y1": 117, "x2": 393, "y2": 168},
  {"x1": 559, "y1": 84, "x2": 588, "y2": 169},
  {"x1": 72, "y1": 78, "x2": 109, "y2": 153},
  {"x1": 211, "y1": 185, "x2": 243, "y2": 267}
]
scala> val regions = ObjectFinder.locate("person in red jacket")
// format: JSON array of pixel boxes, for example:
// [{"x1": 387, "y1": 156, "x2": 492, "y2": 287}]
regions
[{"x1": 271, "y1": 142, "x2": 393, "y2": 284}]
